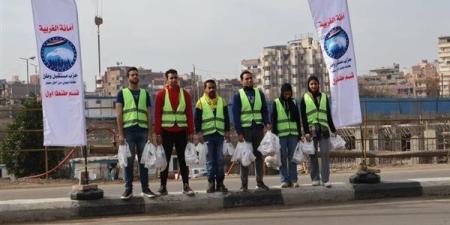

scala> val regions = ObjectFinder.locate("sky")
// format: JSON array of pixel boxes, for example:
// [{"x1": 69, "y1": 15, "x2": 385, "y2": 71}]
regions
[{"x1": 1, "y1": 0, "x2": 450, "y2": 91}]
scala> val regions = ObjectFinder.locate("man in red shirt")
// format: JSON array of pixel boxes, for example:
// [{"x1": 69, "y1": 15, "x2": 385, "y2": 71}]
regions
[{"x1": 154, "y1": 69, "x2": 195, "y2": 196}]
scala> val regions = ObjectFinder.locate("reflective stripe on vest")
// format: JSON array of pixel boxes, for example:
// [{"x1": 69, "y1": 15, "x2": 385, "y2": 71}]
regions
[
  {"x1": 200, "y1": 96, "x2": 225, "y2": 136},
  {"x1": 162, "y1": 88, "x2": 187, "y2": 127},
  {"x1": 303, "y1": 92, "x2": 329, "y2": 128},
  {"x1": 239, "y1": 88, "x2": 263, "y2": 127},
  {"x1": 122, "y1": 88, "x2": 148, "y2": 128},
  {"x1": 274, "y1": 98, "x2": 299, "y2": 137}
]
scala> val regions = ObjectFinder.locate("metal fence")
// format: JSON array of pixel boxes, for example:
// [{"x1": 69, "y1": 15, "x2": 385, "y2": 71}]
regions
[{"x1": 1, "y1": 100, "x2": 450, "y2": 179}]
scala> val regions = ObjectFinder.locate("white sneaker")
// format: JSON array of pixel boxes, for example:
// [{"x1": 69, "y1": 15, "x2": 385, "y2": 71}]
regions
[
  {"x1": 312, "y1": 180, "x2": 320, "y2": 186},
  {"x1": 324, "y1": 182, "x2": 332, "y2": 188}
]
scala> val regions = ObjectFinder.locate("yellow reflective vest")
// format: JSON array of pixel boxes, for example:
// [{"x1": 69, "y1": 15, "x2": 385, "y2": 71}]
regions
[
  {"x1": 303, "y1": 92, "x2": 329, "y2": 128},
  {"x1": 122, "y1": 88, "x2": 148, "y2": 128},
  {"x1": 200, "y1": 96, "x2": 225, "y2": 135},
  {"x1": 162, "y1": 88, "x2": 187, "y2": 127},
  {"x1": 239, "y1": 88, "x2": 263, "y2": 127},
  {"x1": 274, "y1": 98, "x2": 299, "y2": 137}
]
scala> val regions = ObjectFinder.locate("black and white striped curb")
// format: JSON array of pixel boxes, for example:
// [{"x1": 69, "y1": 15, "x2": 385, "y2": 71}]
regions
[{"x1": 1, "y1": 180, "x2": 450, "y2": 224}]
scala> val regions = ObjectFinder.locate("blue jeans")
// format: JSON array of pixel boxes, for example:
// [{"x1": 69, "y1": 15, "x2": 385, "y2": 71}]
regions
[
  {"x1": 205, "y1": 133, "x2": 225, "y2": 183},
  {"x1": 124, "y1": 128, "x2": 148, "y2": 191},
  {"x1": 279, "y1": 135, "x2": 298, "y2": 183}
]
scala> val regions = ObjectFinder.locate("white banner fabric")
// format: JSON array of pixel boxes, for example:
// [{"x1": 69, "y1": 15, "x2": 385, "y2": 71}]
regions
[
  {"x1": 31, "y1": 0, "x2": 87, "y2": 146},
  {"x1": 308, "y1": 0, "x2": 362, "y2": 128}
]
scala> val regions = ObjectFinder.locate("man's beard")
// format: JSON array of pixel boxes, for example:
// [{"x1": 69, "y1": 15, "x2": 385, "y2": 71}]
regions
[{"x1": 208, "y1": 92, "x2": 216, "y2": 98}]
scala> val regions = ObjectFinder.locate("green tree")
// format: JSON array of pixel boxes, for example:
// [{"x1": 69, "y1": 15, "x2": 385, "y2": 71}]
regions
[{"x1": 0, "y1": 96, "x2": 64, "y2": 177}]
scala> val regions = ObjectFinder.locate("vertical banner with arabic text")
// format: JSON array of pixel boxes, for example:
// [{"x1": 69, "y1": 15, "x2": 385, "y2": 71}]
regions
[
  {"x1": 308, "y1": 0, "x2": 362, "y2": 128},
  {"x1": 32, "y1": 0, "x2": 87, "y2": 146}
]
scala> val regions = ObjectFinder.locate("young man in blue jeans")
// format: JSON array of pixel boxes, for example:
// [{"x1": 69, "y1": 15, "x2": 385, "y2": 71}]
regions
[
  {"x1": 116, "y1": 67, "x2": 155, "y2": 200},
  {"x1": 195, "y1": 80, "x2": 230, "y2": 193}
]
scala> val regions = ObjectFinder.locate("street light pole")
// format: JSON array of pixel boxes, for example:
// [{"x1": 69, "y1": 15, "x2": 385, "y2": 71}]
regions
[
  {"x1": 19, "y1": 56, "x2": 35, "y2": 96},
  {"x1": 95, "y1": 16, "x2": 103, "y2": 83},
  {"x1": 30, "y1": 62, "x2": 38, "y2": 95}
]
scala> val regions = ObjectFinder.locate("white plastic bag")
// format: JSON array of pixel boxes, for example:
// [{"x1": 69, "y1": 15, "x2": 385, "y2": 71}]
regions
[
  {"x1": 154, "y1": 145, "x2": 167, "y2": 172},
  {"x1": 239, "y1": 142, "x2": 255, "y2": 167},
  {"x1": 264, "y1": 140, "x2": 281, "y2": 170},
  {"x1": 292, "y1": 141, "x2": 305, "y2": 163},
  {"x1": 330, "y1": 134, "x2": 346, "y2": 150},
  {"x1": 196, "y1": 142, "x2": 208, "y2": 164},
  {"x1": 257, "y1": 131, "x2": 280, "y2": 156},
  {"x1": 302, "y1": 140, "x2": 315, "y2": 155},
  {"x1": 231, "y1": 142, "x2": 242, "y2": 162},
  {"x1": 223, "y1": 141, "x2": 235, "y2": 156},
  {"x1": 185, "y1": 142, "x2": 199, "y2": 165},
  {"x1": 141, "y1": 142, "x2": 156, "y2": 169},
  {"x1": 117, "y1": 143, "x2": 131, "y2": 168},
  {"x1": 264, "y1": 154, "x2": 281, "y2": 170}
]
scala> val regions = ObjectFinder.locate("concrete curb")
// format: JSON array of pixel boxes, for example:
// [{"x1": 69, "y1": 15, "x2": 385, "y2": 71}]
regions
[{"x1": 1, "y1": 181, "x2": 450, "y2": 224}]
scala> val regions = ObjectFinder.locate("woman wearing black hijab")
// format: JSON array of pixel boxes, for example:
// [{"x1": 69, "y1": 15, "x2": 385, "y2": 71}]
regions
[
  {"x1": 271, "y1": 83, "x2": 302, "y2": 188},
  {"x1": 300, "y1": 76, "x2": 336, "y2": 188}
]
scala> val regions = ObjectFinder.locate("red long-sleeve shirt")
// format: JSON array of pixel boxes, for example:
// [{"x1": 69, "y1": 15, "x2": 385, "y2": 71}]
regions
[{"x1": 154, "y1": 85, "x2": 195, "y2": 135}]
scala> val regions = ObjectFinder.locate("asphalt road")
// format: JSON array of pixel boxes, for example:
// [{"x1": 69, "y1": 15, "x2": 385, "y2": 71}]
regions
[
  {"x1": 22, "y1": 198, "x2": 450, "y2": 225},
  {"x1": 2, "y1": 164, "x2": 450, "y2": 201}
]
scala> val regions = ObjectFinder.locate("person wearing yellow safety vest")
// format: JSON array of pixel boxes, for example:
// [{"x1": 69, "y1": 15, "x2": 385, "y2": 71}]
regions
[
  {"x1": 154, "y1": 69, "x2": 195, "y2": 196},
  {"x1": 300, "y1": 76, "x2": 337, "y2": 188},
  {"x1": 271, "y1": 83, "x2": 302, "y2": 189},
  {"x1": 116, "y1": 67, "x2": 156, "y2": 200},
  {"x1": 195, "y1": 80, "x2": 230, "y2": 193},
  {"x1": 232, "y1": 70, "x2": 271, "y2": 192}
]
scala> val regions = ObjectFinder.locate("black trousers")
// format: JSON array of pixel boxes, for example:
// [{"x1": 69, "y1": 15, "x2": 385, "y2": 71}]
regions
[{"x1": 160, "y1": 129, "x2": 189, "y2": 186}]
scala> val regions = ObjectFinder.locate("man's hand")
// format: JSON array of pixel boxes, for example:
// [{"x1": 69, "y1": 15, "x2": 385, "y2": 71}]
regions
[
  {"x1": 156, "y1": 135, "x2": 162, "y2": 145},
  {"x1": 197, "y1": 133, "x2": 204, "y2": 143},
  {"x1": 304, "y1": 133, "x2": 311, "y2": 142},
  {"x1": 118, "y1": 134, "x2": 125, "y2": 145},
  {"x1": 238, "y1": 134, "x2": 245, "y2": 142},
  {"x1": 224, "y1": 132, "x2": 230, "y2": 142},
  {"x1": 147, "y1": 133, "x2": 153, "y2": 143}
]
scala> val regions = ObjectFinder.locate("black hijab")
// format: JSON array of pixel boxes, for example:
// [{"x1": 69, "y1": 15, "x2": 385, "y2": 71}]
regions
[{"x1": 279, "y1": 83, "x2": 293, "y2": 101}]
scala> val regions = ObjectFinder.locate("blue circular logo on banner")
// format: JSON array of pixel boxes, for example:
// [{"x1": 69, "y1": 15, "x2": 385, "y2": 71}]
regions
[
  {"x1": 40, "y1": 36, "x2": 77, "y2": 72},
  {"x1": 324, "y1": 26, "x2": 349, "y2": 59}
]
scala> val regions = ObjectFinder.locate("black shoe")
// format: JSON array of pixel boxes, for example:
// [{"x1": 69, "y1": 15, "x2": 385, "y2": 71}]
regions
[
  {"x1": 141, "y1": 188, "x2": 156, "y2": 198},
  {"x1": 256, "y1": 182, "x2": 270, "y2": 191},
  {"x1": 240, "y1": 184, "x2": 248, "y2": 192},
  {"x1": 183, "y1": 183, "x2": 195, "y2": 196},
  {"x1": 216, "y1": 182, "x2": 228, "y2": 193},
  {"x1": 157, "y1": 186, "x2": 168, "y2": 196},
  {"x1": 120, "y1": 189, "x2": 132, "y2": 200},
  {"x1": 206, "y1": 181, "x2": 215, "y2": 193}
]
